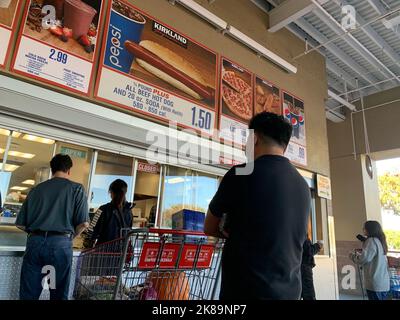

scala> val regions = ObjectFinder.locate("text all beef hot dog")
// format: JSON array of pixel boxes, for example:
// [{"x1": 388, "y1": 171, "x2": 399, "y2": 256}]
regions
[{"x1": 124, "y1": 40, "x2": 214, "y2": 101}]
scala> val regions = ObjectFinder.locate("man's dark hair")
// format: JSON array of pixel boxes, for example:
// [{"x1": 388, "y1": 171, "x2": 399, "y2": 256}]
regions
[
  {"x1": 50, "y1": 154, "x2": 73, "y2": 175},
  {"x1": 249, "y1": 112, "x2": 293, "y2": 148}
]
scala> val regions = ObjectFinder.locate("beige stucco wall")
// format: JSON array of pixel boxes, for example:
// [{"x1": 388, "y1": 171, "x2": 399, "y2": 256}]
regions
[
  {"x1": 126, "y1": 0, "x2": 330, "y2": 175},
  {"x1": 328, "y1": 86, "x2": 400, "y2": 242}
]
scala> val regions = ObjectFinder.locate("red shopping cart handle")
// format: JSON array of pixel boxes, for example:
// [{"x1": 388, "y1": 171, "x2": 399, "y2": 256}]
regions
[{"x1": 148, "y1": 228, "x2": 207, "y2": 236}]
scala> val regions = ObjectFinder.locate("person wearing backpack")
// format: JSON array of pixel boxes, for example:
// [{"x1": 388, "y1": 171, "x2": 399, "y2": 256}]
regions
[
  {"x1": 89, "y1": 179, "x2": 134, "y2": 246},
  {"x1": 350, "y1": 220, "x2": 390, "y2": 300}
]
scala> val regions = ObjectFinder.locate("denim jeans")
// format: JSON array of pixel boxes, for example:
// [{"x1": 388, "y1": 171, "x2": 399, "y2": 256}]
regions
[
  {"x1": 366, "y1": 290, "x2": 389, "y2": 300},
  {"x1": 20, "y1": 234, "x2": 73, "y2": 300}
]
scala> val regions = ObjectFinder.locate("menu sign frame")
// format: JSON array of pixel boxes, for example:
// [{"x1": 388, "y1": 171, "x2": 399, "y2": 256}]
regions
[
  {"x1": 254, "y1": 74, "x2": 282, "y2": 116},
  {"x1": 282, "y1": 90, "x2": 307, "y2": 167},
  {"x1": 95, "y1": 0, "x2": 219, "y2": 136},
  {"x1": 219, "y1": 56, "x2": 254, "y2": 146},
  {"x1": 0, "y1": 0, "x2": 22, "y2": 68},
  {"x1": 11, "y1": 0, "x2": 105, "y2": 96}
]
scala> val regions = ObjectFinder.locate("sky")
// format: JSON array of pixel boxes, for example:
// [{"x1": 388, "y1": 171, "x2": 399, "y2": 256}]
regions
[{"x1": 376, "y1": 157, "x2": 400, "y2": 175}]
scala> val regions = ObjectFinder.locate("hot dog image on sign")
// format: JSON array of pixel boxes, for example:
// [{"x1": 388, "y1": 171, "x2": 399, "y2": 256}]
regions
[
  {"x1": 282, "y1": 91, "x2": 306, "y2": 147},
  {"x1": 0, "y1": 0, "x2": 21, "y2": 67},
  {"x1": 219, "y1": 57, "x2": 253, "y2": 145},
  {"x1": 254, "y1": 75, "x2": 281, "y2": 116},
  {"x1": 11, "y1": 0, "x2": 104, "y2": 94},
  {"x1": 96, "y1": 0, "x2": 218, "y2": 135}
]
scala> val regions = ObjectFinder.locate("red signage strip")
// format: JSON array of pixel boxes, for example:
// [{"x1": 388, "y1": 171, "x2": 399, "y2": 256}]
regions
[
  {"x1": 178, "y1": 244, "x2": 214, "y2": 269},
  {"x1": 138, "y1": 242, "x2": 180, "y2": 269}
]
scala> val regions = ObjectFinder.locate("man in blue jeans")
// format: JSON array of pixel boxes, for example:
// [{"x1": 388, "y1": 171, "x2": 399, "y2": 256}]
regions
[{"x1": 16, "y1": 154, "x2": 89, "y2": 300}]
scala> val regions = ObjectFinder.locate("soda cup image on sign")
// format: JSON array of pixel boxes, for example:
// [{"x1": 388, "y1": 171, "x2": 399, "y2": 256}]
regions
[{"x1": 104, "y1": 0, "x2": 146, "y2": 73}]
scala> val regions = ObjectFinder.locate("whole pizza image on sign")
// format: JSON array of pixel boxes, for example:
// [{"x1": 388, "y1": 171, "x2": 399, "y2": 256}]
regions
[
  {"x1": 254, "y1": 75, "x2": 281, "y2": 116},
  {"x1": 0, "y1": 0, "x2": 21, "y2": 67},
  {"x1": 96, "y1": 0, "x2": 218, "y2": 135},
  {"x1": 11, "y1": 0, "x2": 104, "y2": 94},
  {"x1": 219, "y1": 57, "x2": 253, "y2": 145}
]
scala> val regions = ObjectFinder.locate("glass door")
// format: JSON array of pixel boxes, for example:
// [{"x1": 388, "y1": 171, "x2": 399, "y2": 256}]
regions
[{"x1": 133, "y1": 161, "x2": 161, "y2": 228}]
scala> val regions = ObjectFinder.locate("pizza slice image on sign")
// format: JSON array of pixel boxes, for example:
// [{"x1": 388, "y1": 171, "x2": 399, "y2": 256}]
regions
[{"x1": 219, "y1": 57, "x2": 254, "y2": 145}]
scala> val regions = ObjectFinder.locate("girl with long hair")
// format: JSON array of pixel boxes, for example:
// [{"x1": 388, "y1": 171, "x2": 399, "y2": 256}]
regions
[
  {"x1": 90, "y1": 179, "x2": 134, "y2": 245},
  {"x1": 350, "y1": 220, "x2": 390, "y2": 300}
]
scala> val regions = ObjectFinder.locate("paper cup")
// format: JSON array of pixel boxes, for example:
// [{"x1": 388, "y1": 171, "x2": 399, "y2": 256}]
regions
[{"x1": 104, "y1": 7, "x2": 146, "y2": 73}]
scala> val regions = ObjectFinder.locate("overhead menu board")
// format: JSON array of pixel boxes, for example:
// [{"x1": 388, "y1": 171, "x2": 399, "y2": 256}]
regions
[
  {"x1": 219, "y1": 57, "x2": 253, "y2": 145},
  {"x1": 0, "y1": 0, "x2": 21, "y2": 68},
  {"x1": 95, "y1": 0, "x2": 218, "y2": 135},
  {"x1": 11, "y1": 0, "x2": 104, "y2": 95},
  {"x1": 282, "y1": 90, "x2": 307, "y2": 166}
]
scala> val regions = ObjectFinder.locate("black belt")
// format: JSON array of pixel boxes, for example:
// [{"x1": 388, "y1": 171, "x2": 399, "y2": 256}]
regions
[{"x1": 30, "y1": 230, "x2": 72, "y2": 238}]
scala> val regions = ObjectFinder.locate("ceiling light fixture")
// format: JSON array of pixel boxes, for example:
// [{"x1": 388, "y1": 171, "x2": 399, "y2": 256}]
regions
[
  {"x1": 22, "y1": 179, "x2": 36, "y2": 185},
  {"x1": 1, "y1": 149, "x2": 36, "y2": 159},
  {"x1": 10, "y1": 186, "x2": 28, "y2": 191},
  {"x1": 171, "y1": 0, "x2": 297, "y2": 73},
  {"x1": 23, "y1": 134, "x2": 55, "y2": 145},
  {"x1": 0, "y1": 163, "x2": 20, "y2": 172},
  {"x1": 167, "y1": 177, "x2": 186, "y2": 184},
  {"x1": 0, "y1": 129, "x2": 21, "y2": 138}
]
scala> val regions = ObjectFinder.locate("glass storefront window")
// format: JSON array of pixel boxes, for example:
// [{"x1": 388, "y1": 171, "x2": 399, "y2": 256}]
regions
[
  {"x1": 55, "y1": 142, "x2": 93, "y2": 191},
  {"x1": 0, "y1": 129, "x2": 12, "y2": 208},
  {"x1": 89, "y1": 151, "x2": 134, "y2": 214},
  {"x1": 3, "y1": 132, "x2": 55, "y2": 214},
  {"x1": 159, "y1": 166, "x2": 219, "y2": 228},
  {"x1": 133, "y1": 162, "x2": 161, "y2": 228}
]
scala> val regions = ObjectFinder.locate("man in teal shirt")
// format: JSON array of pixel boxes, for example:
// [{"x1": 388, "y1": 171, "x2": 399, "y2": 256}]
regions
[{"x1": 16, "y1": 154, "x2": 89, "y2": 300}]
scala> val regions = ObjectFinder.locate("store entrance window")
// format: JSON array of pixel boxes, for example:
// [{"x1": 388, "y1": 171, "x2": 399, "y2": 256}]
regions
[
  {"x1": 55, "y1": 142, "x2": 93, "y2": 191},
  {"x1": 89, "y1": 151, "x2": 134, "y2": 216},
  {"x1": 159, "y1": 166, "x2": 219, "y2": 228},
  {"x1": 2, "y1": 131, "x2": 55, "y2": 218},
  {"x1": 133, "y1": 162, "x2": 161, "y2": 228},
  {"x1": 0, "y1": 128, "x2": 13, "y2": 209}
]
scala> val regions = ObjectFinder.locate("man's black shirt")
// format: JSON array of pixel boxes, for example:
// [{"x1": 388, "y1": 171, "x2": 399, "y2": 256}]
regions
[{"x1": 209, "y1": 155, "x2": 311, "y2": 300}]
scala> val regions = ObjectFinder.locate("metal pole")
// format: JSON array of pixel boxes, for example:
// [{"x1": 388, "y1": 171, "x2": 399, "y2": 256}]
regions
[
  {"x1": 154, "y1": 164, "x2": 164, "y2": 228},
  {"x1": 1, "y1": 131, "x2": 12, "y2": 172},
  {"x1": 86, "y1": 150, "x2": 98, "y2": 209}
]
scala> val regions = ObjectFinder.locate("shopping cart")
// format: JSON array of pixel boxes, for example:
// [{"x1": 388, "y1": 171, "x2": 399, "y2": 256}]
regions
[{"x1": 73, "y1": 228, "x2": 224, "y2": 300}]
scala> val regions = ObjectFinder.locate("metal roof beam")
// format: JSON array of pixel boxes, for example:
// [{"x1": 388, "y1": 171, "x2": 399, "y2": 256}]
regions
[
  {"x1": 366, "y1": 0, "x2": 388, "y2": 15},
  {"x1": 311, "y1": 1, "x2": 400, "y2": 85},
  {"x1": 333, "y1": 0, "x2": 400, "y2": 76},
  {"x1": 295, "y1": 18, "x2": 381, "y2": 89},
  {"x1": 284, "y1": 22, "x2": 358, "y2": 88},
  {"x1": 268, "y1": 0, "x2": 329, "y2": 32},
  {"x1": 328, "y1": 89, "x2": 357, "y2": 111}
]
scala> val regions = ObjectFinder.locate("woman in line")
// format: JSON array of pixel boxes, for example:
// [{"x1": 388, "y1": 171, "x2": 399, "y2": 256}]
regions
[
  {"x1": 350, "y1": 220, "x2": 390, "y2": 300},
  {"x1": 301, "y1": 235, "x2": 322, "y2": 300},
  {"x1": 90, "y1": 179, "x2": 134, "y2": 246}
]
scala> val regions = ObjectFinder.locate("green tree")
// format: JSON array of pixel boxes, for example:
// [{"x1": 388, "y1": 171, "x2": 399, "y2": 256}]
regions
[{"x1": 379, "y1": 173, "x2": 400, "y2": 215}]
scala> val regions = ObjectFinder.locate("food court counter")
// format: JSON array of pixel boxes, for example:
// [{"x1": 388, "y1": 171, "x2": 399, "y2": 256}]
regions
[{"x1": 0, "y1": 225, "x2": 83, "y2": 300}]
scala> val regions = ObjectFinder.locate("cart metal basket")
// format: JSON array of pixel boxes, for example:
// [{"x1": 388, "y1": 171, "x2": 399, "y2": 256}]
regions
[{"x1": 73, "y1": 228, "x2": 224, "y2": 300}]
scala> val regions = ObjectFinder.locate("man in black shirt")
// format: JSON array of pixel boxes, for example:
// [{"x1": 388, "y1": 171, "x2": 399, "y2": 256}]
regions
[
  {"x1": 16, "y1": 154, "x2": 89, "y2": 300},
  {"x1": 205, "y1": 112, "x2": 311, "y2": 300}
]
